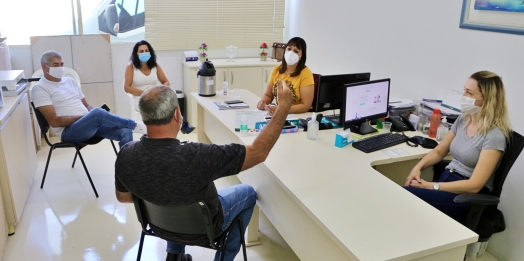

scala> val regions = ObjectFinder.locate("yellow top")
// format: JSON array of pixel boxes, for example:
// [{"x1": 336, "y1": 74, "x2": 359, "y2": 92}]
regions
[{"x1": 269, "y1": 65, "x2": 314, "y2": 105}]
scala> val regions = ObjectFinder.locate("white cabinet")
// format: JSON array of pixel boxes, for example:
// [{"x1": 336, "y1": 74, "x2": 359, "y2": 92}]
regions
[
  {"x1": 0, "y1": 90, "x2": 37, "y2": 235},
  {"x1": 261, "y1": 66, "x2": 275, "y2": 95},
  {"x1": 182, "y1": 59, "x2": 279, "y2": 126},
  {"x1": 30, "y1": 34, "x2": 115, "y2": 110},
  {"x1": 0, "y1": 184, "x2": 7, "y2": 258}
]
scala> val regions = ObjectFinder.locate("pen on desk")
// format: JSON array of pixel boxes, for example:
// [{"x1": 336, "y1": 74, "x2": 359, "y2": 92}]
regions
[{"x1": 388, "y1": 101, "x2": 402, "y2": 104}]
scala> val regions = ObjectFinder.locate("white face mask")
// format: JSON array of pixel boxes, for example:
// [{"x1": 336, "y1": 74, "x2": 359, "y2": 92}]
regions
[
  {"x1": 460, "y1": 95, "x2": 481, "y2": 115},
  {"x1": 48, "y1": 66, "x2": 64, "y2": 79},
  {"x1": 284, "y1": 50, "x2": 300, "y2": 66}
]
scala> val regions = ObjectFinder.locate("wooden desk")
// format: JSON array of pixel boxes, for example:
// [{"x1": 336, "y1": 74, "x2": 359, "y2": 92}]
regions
[{"x1": 192, "y1": 90, "x2": 477, "y2": 261}]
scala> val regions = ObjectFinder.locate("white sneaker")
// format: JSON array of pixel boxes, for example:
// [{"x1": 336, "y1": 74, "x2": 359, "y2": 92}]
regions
[{"x1": 133, "y1": 120, "x2": 147, "y2": 134}]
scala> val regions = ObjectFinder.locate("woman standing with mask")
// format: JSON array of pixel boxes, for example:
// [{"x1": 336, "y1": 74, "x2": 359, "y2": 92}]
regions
[
  {"x1": 257, "y1": 37, "x2": 314, "y2": 115},
  {"x1": 404, "y1": 71, "x2": 511, "y2": 223},
  {"x1": 124, "y1": 40, "x2": 195, "y2": 134}
]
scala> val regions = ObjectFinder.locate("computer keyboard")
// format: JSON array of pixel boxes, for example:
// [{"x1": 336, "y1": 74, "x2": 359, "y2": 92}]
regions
[{"x1": 352, "y1": 133, "x2": 408, "y2": 153}]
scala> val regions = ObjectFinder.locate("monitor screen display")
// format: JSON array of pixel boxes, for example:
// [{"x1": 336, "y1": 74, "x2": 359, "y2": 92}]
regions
[
  {"x1": 343, "y1": 78, "x2": 390, "y2": 126},
  {"x1": 314, "y1": 73, "x2": 370, "y2": 112}
]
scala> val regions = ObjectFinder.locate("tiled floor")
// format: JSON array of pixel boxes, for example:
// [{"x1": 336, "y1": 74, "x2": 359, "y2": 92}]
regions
[
  {"x1": 2, "y1": 133, "x2": 502, "y2": 261},
  {"x1": 2, "y1": 133, "x2": 299, "y2": 261}
]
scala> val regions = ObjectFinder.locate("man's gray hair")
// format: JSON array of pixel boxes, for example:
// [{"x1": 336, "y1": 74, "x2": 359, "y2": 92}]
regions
[
  {"x1": 139, "y1": 86, "x2": 179, "y2": 125},
  {"x1": 41, "y1": 50, "x2": 62, "y2": 65}
]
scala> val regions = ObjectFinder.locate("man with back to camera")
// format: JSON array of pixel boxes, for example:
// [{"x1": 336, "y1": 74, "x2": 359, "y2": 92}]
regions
[
  {"x1": 114, "y1": 81, "x2": 293, "y2": 261},
  {"x1": 32, "y1": 50, "x2": 147, "y2": 149}
]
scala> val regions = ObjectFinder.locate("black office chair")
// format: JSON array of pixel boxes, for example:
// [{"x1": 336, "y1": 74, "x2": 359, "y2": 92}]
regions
[
  {"x1": 433, "y1": 131, "x2": 524, "y2": 249},
  {"x1": 133, "y1": 196, "x2": 248, "y2": 261},
  {"x1": 309, "y1": 73, "x2": 322, "y2": 112},
  {"x1": 31, "y1": 102, "x2": 118, "y2": 198}
]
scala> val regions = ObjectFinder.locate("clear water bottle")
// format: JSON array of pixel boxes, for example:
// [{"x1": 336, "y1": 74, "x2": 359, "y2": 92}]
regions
[{"x1": 240, "y1": 114, "x2": 248, "y2": 136}]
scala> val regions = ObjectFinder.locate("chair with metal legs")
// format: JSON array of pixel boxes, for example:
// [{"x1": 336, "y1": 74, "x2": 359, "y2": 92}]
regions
[
  {"x1": 31, "y1": 102, "x2": 117, "y2": 197},
  {"x1": 133, "y1": 195, "x2": 248, "y2": 261}
]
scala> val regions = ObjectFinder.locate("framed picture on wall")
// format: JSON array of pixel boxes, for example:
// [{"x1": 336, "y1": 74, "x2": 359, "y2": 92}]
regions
[{"x1": 460, "y1": 0, "x2": 524, "y2": 35}]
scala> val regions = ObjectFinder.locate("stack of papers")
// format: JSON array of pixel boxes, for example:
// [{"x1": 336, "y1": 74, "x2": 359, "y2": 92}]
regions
[
  {"x1": 421, "y1": 90, "x2": 463, "y2": 116},
  {"x1": 389, "y1": 96, "x2": 415, "y2": 108},
  {"x1": 213, "y1": 102, "x2": 249, "y2": 110},
  {"x1": 422, "y1": 102, "x2": 461, "y2": 116}
]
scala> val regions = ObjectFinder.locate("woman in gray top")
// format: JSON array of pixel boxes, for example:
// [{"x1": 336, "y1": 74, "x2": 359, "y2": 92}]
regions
[{"x1": 404, "y1": 71, "x2": 511, "y2": 223}]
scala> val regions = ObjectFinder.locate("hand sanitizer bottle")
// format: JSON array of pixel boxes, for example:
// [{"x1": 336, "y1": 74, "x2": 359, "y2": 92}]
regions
[
  {"x1": 240, "y1": 114, "x2": 248, "y2": 136},
  {"x1": 307, "y1": 112, "x2": 319, "y2": 140},
  {"x1": 436, "y1": 116, "x2": 448, "y2": 141}
]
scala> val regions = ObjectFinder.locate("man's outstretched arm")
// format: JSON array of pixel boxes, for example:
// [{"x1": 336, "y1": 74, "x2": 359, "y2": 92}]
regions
[{"x1": 241, "y1": 79, "x2": 293, "y2": 171}]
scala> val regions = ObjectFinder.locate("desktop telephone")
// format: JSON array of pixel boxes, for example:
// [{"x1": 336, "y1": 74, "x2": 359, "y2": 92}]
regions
[{"x1": 386, "y1": 115, "x2": 415, "y2": 132}]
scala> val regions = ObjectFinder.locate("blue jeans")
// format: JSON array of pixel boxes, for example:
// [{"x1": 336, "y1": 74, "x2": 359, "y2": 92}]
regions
[
  {"x1": 60, "y1": 108, "x2": 135, "y2": 148},
  {"x1": 404, "y1": 169, "x2": 490, "y2": 223},
  {"x1": 167, "y1": 184, "x2": 257, "y2": 261}
]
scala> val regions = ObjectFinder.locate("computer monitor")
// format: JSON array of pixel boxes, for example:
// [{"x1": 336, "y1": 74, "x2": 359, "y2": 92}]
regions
[
  {"x1": 313, "y1": 73, "x2": 371, "y2": 113},
  {"x1": 342, "y1": 78, "x2": 390, "y2": 135}
]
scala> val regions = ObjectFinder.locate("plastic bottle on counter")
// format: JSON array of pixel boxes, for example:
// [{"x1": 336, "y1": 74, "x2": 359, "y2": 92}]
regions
[
  {"x1": 428, "y1": 108, "x2": 441, "y2": 138},
  {"x1": 240, "y1": 114, "x2": 248, "y2": 136},
  {"x1": 436, "y1": 116, "x2": 448, "y2": 141},
  {"x1": 307, "y1": 112, "x2": 319, "y2": 140}
]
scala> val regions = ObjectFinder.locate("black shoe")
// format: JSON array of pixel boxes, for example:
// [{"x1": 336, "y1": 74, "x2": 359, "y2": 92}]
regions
[
  {"x1": 181, "y1": 123, "x2": 195, "y2": 134},
  {"x1": 165, "y1": 253, "x2": 192, "y2": 261}
]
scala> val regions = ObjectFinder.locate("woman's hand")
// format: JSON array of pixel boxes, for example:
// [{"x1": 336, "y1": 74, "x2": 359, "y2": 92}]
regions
[
  {"x1": 257, "y1": 100, "x2": 267, "y2": 110},
  {"x1": 408, "y1": 179, "x2": 432, "y2": 189},
  {"x1": 405, "y1": 168, "x2": 422, "y2": 186},
  {"x1": 265, "y1": 104, "x2": 277, "y2": 116}
]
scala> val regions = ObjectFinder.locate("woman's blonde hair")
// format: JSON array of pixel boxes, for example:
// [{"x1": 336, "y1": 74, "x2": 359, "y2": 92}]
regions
[{"x1": 465, "y1": 71, "x2": 511, "y2": 139}]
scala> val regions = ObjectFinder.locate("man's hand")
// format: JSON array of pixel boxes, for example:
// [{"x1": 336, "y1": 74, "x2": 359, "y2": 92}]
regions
[
  {"x1": 274, "y1": 80, "x2": 292, "y2": 114},
  {"x1": 37, "y1": 105, "x2": 83, "y2": 127}
]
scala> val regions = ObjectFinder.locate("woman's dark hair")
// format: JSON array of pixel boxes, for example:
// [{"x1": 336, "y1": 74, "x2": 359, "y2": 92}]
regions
[
  {"x1": 130, "y1": 40, "x2": 157, "y2": 70},
  {"x1": 279, "y1": 37, "x2": 307, "y2": 77}
]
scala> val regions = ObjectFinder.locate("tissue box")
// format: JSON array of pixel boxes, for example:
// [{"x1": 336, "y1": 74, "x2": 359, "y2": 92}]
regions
[{"x1": 335, "y1": 131, "x2": 353, "y2": 148}]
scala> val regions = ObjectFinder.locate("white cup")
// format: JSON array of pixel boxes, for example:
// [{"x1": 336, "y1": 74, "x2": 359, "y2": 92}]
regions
[
  {"x1": 383, "y1": 122, "x2": 392, "y2": 133},
  {"x1": 222, "y1": 82, "x2": 228, "y2": 95},
  {"x1": 233, "y1": 88, "x2": 241, "y2": 99}
]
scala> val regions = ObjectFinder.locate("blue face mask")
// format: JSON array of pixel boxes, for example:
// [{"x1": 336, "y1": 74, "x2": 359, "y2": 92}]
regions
[{"x1": 138, "y1": 53, "x2": 151, "y2": 62}]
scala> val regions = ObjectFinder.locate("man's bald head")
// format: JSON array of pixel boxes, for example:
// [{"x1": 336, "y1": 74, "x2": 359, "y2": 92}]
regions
[{"x1": 139, "y1": 86, "x2": 179, "y2": 125}]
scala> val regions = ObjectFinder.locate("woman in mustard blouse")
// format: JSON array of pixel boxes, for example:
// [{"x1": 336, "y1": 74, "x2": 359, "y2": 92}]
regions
[{"x1": 257, "y1": 37, "x2": 314, "y2": 115}]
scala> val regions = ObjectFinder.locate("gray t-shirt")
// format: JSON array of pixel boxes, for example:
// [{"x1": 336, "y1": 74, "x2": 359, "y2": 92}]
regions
[
  {"x1": 115, "y1": 136, "x2": 246, "y2": 244},
  {"x1": 447, "y1": 115, "x2": 506, "y2": 190},
  {"x1": 31, "y1": 77, "x2": 87, "y2": 138}
]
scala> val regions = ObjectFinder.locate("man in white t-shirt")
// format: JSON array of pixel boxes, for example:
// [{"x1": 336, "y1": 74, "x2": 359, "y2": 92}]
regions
[{"x1": 32, "y1": 50, "x2": 146, "y2": 148}]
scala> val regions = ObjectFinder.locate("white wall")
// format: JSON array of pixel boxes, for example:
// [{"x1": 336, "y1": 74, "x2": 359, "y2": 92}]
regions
[
  {"x1": 287, "y1": 1, "x2": 524, "y2": 260},
  {"x1": 110, "y1": 44, "x2": 261, "y2": 118},
  {"x1": 11, "y1": 42, "x2": 261, "y2": 118}
]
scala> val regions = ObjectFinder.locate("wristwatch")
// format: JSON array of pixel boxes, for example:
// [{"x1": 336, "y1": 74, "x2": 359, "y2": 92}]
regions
[{"x1": 433, "y1": 182, "x2": 440, "y2": 191}]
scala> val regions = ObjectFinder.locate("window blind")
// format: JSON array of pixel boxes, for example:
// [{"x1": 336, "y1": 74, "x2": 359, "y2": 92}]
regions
[{"x1": 144, "y1": 0, "x2": 285, "y2": 50}]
